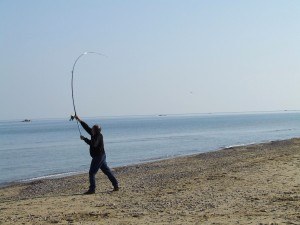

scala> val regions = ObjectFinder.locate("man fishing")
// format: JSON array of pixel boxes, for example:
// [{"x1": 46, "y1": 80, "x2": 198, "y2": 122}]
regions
[{"x1": 74, "y1": 115, "x2": 119, "y2": 194}]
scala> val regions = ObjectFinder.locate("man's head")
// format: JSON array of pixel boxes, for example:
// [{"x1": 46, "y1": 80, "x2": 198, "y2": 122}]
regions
[{"x1": 92, "y1": 124, "x2": 101, "y2": 136}]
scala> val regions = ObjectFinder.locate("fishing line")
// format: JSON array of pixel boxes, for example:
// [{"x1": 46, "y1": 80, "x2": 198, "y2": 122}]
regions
[{"x1": 70, "y1": 51, "x2": 107, "y2": 136}]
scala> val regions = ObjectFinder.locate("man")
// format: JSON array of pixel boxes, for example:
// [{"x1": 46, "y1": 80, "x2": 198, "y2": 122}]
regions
[{"x1": 75, "y1": 115, "x2": 119, "y2": 194}]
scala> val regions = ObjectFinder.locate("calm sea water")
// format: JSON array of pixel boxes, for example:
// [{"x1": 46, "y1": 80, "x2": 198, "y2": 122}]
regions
[{"x1": 0, "y1": 112, "x2": 299, "y2": 185}]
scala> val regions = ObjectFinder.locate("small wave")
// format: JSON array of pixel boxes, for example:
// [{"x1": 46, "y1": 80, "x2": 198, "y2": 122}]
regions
[
  {"x1": 139, "y1": 155, "x2": 171, "y2": 162},
  {"x1": 20, "y1": 171, "x2": 84, "y2": 183},
  {"x1": 267, "y1": 128, "x2": 295, "y2": 133},
  {"x1": 107, "y1": 133, "x2": 204, "y2": 145},
  {"x1": 225, "y1": 143, "x2": 253, "y2": 149},
  {"x1": 223, "y1": 139, "x2": 286, "y2": 149}
]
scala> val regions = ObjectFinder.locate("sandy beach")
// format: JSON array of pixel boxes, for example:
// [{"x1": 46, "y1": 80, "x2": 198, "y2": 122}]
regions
[{"x1": 0, "y1": 138, "x2": 299, "y2": 225}]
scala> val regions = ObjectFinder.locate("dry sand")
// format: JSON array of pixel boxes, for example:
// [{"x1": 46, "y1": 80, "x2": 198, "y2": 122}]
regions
[{"x1": 0, "y1": 138, "x2": 299, "y2": 225}]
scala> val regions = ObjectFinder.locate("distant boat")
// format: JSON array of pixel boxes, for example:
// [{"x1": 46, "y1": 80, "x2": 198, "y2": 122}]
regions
[
  {"x1": 21, "y1": 119, "x2": 31, "y2": 122},
  {"x1": 158, "y1": 114, "x2": 167, "y2": 117}
]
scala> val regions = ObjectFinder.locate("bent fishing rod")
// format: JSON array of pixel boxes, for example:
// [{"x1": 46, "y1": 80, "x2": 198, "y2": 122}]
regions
[{"x1": 70, "y1": 51, "x2": 107, "y2": 136}]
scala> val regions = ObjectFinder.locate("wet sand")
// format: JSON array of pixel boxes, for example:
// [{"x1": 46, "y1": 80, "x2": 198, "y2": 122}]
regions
[{"x1": 0, "y1": 138, "x2": 300, "y2": 224}]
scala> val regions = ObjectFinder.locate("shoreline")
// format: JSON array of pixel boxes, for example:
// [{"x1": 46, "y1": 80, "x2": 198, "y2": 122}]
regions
[
  {"x1": 0, "y1": 138, "x2": 286, "y2": 189},
  {"x1": 1, "y1": 138, "x2": 299, "y2": 224}
]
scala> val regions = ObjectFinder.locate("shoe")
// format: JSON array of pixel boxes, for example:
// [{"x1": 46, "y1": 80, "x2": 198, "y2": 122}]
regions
[
  {"x1": 113, "y1": 186, "x2": 119, "y2": 191},
  {"x1": 83, "y1": 190, "x2": 95, "y2": 195}
]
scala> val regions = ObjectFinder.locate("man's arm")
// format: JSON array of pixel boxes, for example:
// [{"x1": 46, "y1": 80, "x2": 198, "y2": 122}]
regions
[
  {"x1": 75, "y1": 115, "x2": 92, "y2": 135},
  {"x1": 80, "y1": 135, "x2": 91, "y2": 145}
]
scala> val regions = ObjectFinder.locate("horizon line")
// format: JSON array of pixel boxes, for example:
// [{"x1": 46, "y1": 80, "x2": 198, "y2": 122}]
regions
[{"x1": 1, "y1": 109, "x2": 300, "y2": 122}]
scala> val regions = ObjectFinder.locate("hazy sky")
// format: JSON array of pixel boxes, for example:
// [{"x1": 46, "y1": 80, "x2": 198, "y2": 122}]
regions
[{"x1": 1, "y1": 1, "x2": 300, "y2": 120}]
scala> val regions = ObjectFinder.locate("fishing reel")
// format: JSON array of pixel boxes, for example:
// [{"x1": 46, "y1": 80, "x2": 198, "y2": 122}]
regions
[{"x1": 69, "y1": 115, "x2": 76, "y2": 121}]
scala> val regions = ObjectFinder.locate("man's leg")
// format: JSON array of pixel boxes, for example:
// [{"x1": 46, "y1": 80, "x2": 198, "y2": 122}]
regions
[
  {"x1": 88, "y1": 156, "x2": 105, "y2": 192},
  {"x1": 100, "y1": 156, "x2": 119, "y2": 189}
]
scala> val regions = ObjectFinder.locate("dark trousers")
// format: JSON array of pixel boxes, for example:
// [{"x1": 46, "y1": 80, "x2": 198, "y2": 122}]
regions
[{"x1": 89, "y1": 154, "x2": 118, "y2": 191}]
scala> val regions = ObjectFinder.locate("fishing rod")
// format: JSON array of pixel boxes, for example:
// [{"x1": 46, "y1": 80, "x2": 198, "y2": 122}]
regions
[{"x1": 70, "y1": 51, "x2": 107, "y2": 136}]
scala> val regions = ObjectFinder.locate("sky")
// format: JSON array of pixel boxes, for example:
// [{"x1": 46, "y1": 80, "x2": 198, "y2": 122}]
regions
[{"x1": 1, "y1": 0, "x2": 300, "y2": 120}]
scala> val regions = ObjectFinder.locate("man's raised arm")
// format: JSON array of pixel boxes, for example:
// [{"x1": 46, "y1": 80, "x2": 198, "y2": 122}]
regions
[{"x1": 75, "y1": 115, "x2": 92, "y2": 135}]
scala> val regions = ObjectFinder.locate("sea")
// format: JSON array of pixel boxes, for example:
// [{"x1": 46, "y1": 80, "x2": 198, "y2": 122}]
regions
[{"x1": 0, "y1": 112, "x2": 300, "y2": 186}]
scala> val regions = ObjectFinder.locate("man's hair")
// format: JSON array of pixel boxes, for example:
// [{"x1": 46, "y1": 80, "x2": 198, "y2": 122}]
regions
[{"x1": 92, "y1": 124, "x2": 101, "y2": 133}]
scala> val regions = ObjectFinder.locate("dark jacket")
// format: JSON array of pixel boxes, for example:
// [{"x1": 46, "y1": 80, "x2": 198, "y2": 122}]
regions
[{"x1": 80, "y1": 121, "x2": 105, "y2": 158}]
